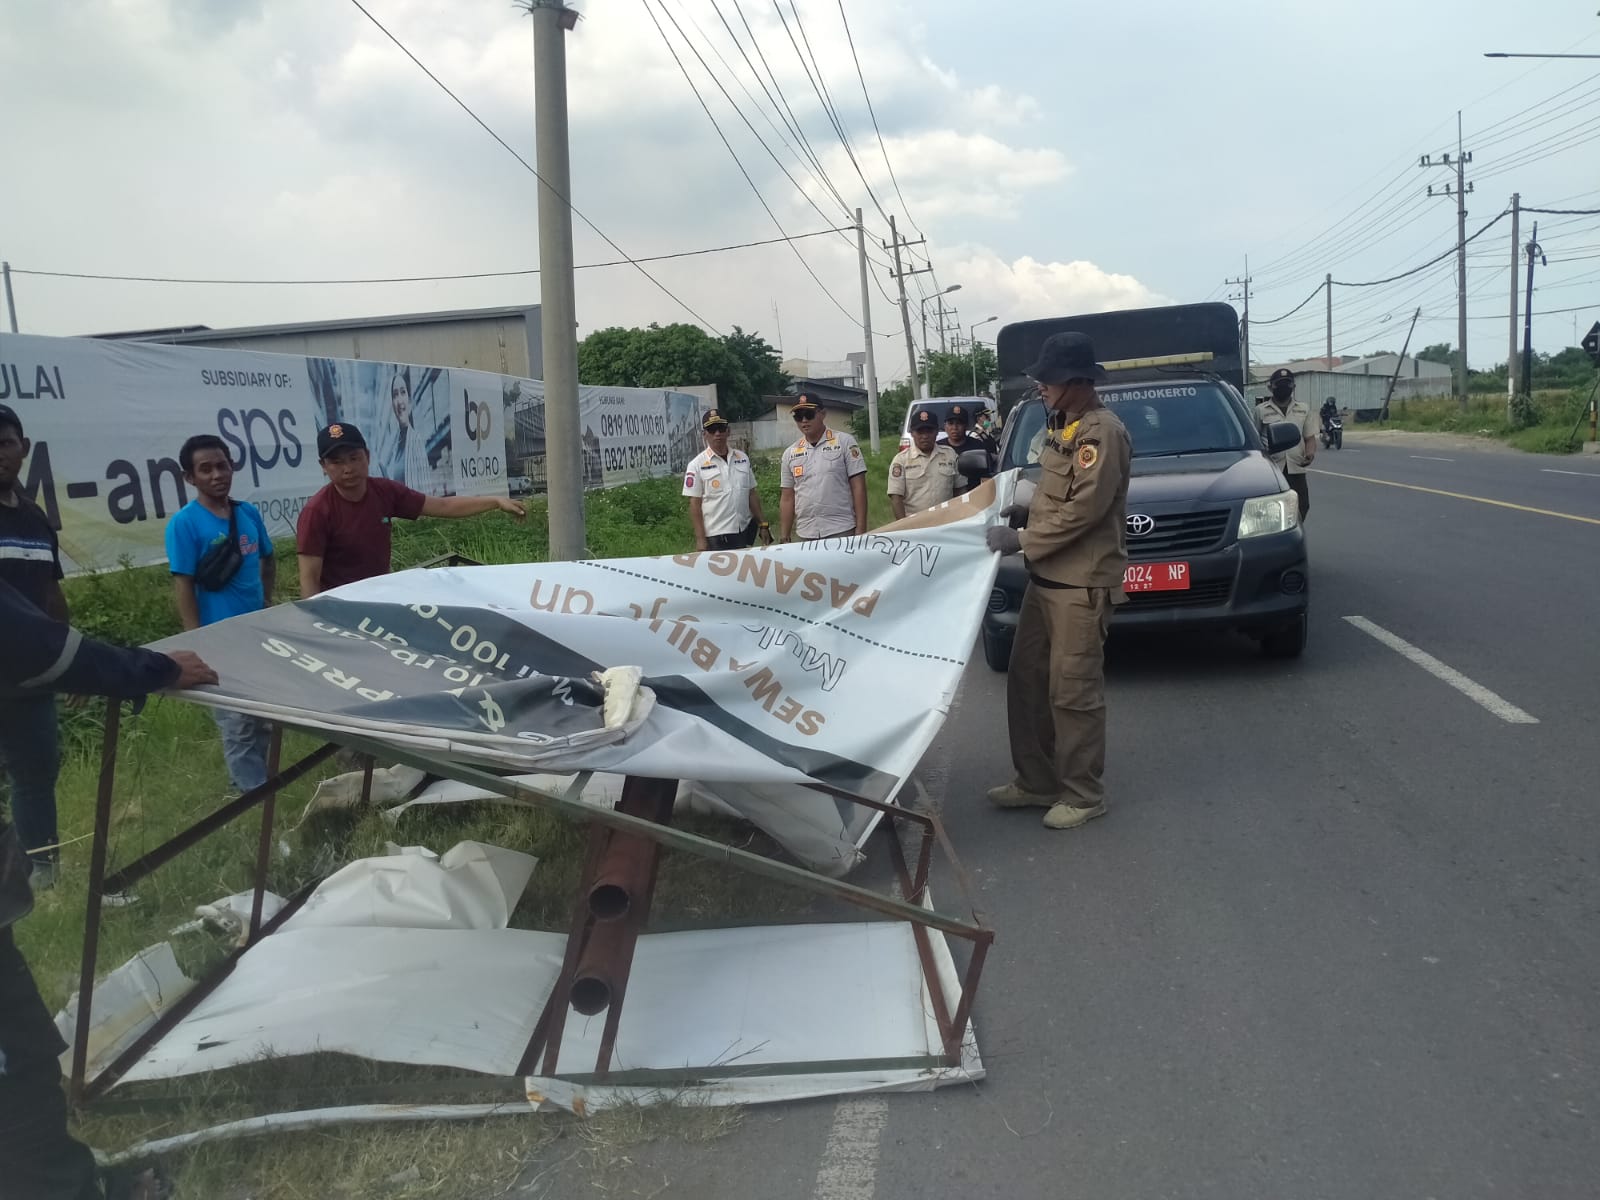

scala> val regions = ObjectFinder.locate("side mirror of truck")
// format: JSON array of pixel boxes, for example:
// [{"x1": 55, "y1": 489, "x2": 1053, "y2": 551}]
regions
[
  {"x1": 957, "y1": 448, "x2": 991, "y2": 476},
  {"x1": 1264, "y1": 422, "x2": 1304, "y2": 455}
]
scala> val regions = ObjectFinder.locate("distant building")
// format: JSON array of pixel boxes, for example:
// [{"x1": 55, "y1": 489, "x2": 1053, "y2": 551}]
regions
[
  {"x1": 93, "y1": 304, "x2": 545, "y2": 379},
  {"x1": 782, "y1": 355, "x2": 866, "y2": 389}
]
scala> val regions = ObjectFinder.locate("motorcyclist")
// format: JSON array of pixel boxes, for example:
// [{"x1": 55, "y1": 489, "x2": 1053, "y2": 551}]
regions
[{"x1": 1320, "y1": 397, "x2": 1338, "y2": 431}]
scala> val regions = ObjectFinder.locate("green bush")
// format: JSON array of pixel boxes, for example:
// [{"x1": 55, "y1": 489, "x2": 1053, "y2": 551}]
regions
[{"x1": 1507, "y1": 393, "x2": 1539, "y2": 431}]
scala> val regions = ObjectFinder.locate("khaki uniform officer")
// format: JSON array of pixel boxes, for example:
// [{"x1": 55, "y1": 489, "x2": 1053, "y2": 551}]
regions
[
  {"x1": 779, "y1": 395, "x2": 868, "y2": 541},
  {"x1": 888, "y1": 408, "x2": 960, "y2": 519},
  {"x1": 984, "y1": 332, "x2": 1131, "y2": 831},
  {"x1": 1255, "y1": 368, "x2": 1318, "y2": 520},
  {"x1": 683, "y1": 409, "x2": 770, "y2": 551},
  {"x1": 941, "y1": 403, "x2": 997, "y2": 496}
]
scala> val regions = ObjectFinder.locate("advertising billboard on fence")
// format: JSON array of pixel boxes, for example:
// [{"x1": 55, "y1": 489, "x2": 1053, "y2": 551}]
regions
[{"x1": 0, "y1": 333, "x2": 706, "y2": 574}]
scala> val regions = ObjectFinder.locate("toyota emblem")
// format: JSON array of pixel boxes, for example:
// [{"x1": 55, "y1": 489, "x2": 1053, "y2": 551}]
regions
[{"x1": 1127, "y1": 514, "x2": 1156, "y2": 537}]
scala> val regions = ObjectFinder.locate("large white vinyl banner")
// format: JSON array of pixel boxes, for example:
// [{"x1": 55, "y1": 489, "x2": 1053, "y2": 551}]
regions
[
  {"x1": 154, "y1": 481, "x2": 1011, "y2": 874},
  {"x1": 0, "y1": 333, "x2": 705, "y2": 574}
]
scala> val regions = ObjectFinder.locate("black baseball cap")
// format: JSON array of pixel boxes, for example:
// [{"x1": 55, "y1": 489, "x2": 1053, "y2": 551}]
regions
[
  {"x1": 945, "y1": 404, "x2": 971, "y2": 426},
  {"x1": 910, "y1": 409, "x2": 938, "y2": 430},
  {"x1": 317, "y1": 422, "x2": 368, "y2": 459},
  {"x1": 1268, "y1": 368, "x2": 1296, "y2": 387},
  {"x1": 702, "y1": 409, "x2": 730, "y2": 430},
  {"x1": 790, "y1": 394, "x2": 822, "y2": 417},
  {"x1": 0, "y1": 405, "x2": 21, "y2": 437}
]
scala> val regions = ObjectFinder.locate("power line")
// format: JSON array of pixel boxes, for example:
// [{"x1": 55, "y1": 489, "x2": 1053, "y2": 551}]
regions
[
  {"x1": 836, "y1": 0, "x2": 921, "y2": 240},
  {"x1": 1335, "y1": 209, "x2": 1511, "y2": 288},
  {"x1": 9, "y1": 228, "x2": 855, "y2": 286},
  {"x1": 643, "y1": 0, "x2": 878, "y2": 330},
  {"x1": 1523, "y1": 206, "x2": 1600, "y2": 215},
  {"x1": 344, "y1": 0, "x2": 716, "y2": 330},
  {"x1": 771, "y1": 0, "x2": 895, "y2": 232}
]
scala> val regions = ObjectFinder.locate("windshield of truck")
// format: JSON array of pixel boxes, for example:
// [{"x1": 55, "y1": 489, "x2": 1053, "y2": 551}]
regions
[{"x1": 1003, "y1": 382, "x2": 1252, "y2": 468}]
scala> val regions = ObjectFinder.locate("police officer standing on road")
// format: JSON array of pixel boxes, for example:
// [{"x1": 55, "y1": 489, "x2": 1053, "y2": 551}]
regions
[
  {"x1": 984, "y1": 332, "x2": 1131, "y2": 831},
  {"x1": 887, "y1": 409, "x2": 960, "y2": 520},
  {"x1": 941, "y1": 403, "x2": 996, "y2": 496},
  {"x1": 683, "y1": 410, "x2": 771, "y2": 551},
  {"x1": 1256, "y1": 368, "x2": 1317, "y2": 520},
  {"x1": 779, "y1": 396, "x2": 868, "y2": 542}
]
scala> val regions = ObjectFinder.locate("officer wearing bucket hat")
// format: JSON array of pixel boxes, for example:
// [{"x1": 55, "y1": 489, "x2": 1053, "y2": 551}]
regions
[
  {"x1": 983, "y1": 332, "x2": 1131, "y2": 831},
  {"x1": 887, "y1": 408, "x2": 960, "y2": 520},
  {"x1": 1256, "y1": 368, "x2": 1317, "y2": 520},
  {"x1": 683, "y1": 409, "x2": 769, "y2": 550}
]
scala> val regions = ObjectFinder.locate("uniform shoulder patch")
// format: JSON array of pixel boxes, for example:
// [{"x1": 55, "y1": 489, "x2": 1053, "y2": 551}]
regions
[
  {"x1": 1077, "y1": 443, "x2": 1098, "y2": 469},
  {"x1": 685, "y1": 472, "x2": 696, "y2": 488},
  {"x1": 849, "y1": 444, "x2": 861, "y2": 459},
  {"x1": 891, "y1": 463, "x2": 903, "y2": 478}
]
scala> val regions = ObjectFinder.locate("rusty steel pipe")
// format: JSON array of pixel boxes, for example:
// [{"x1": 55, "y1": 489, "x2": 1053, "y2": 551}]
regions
[
  {"x1": 587, "y1": 830, "x2": 660, "y2": 921},
  {"x1": 570, "y1": 915, "x2": 632, "y2": 1015}
]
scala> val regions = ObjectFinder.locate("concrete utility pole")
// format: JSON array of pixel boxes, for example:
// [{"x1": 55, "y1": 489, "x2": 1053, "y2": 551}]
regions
[
  {"x1": 884, "y1": 216, "x2": 927, "y2": 405},
  {"x1": 936, "y1": 292, "x2": 948, "y2": 353},
  {"x1": 1507, "y1": 192, "x2": 1520, "y2": 410},
  {"x1": 1521, "y1": 221, "x2": 1545, "y2": 397},
  {"x1": 1, "y1": 262, "x2": 16, "y2": 333},
  {"x1": 854, "y1": 209, "x2": 881, "y2": 453},
  {"x1": 969, "y1": 315, "x2": 998, "y2": 396},
  {"x1": 530, "y1": 0, "x2": 585, "y2": 561},
  {"x1": 1420, "y1": 114, "x2": 1474, "y2": 409},
  {"x1": 1324, "y1": 272, "x2": 1333, "y2": 365},
  {"x1": 1226, "y1": 258, "x2": 1251, "y2": 379}
]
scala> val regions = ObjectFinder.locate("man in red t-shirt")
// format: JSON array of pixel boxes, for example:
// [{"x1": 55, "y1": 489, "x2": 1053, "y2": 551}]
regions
[{"x1": 296, "y1": 422, "x2": 525, "y2": 597}]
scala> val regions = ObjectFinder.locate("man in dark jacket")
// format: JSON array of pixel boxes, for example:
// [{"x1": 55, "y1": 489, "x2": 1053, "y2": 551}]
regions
[{"x1": 1, "y1": 578, "x2": 215, "y2": 1200}]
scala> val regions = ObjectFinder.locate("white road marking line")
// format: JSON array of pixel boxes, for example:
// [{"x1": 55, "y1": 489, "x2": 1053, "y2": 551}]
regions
[
  {"x1": 1410, "y1": 455, "x2": 1455, "y2": 462},
  {"x1": 1542, "y1": 468, "x2": 1600, "y2": 478},
  {"x1": 1343, "y1": 616, "x2": 1539, "y2": 725},
  {"x1": 812, "y1": 1097, "x2": 888, "y2": 1200}
]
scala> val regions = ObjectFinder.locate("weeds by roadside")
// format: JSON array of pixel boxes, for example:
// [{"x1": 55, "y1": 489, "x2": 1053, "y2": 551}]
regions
[{"x1": 1373, "y1": 383, "x2": 1598, "y2": 453}]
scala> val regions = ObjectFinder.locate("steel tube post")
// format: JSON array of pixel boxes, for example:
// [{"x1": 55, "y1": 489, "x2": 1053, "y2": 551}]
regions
[
  {"x1": 2, "y1": 261, "x2": 17, "y2": 333},
  {"x1": 531, "y1": 1, "x2": 586, "y2": 561},
  {"x1": 855, "y1": 208, "x2": 881, "y2": 453},
  {"x1": 70, "y1": 702, "x2": 121, "y2": 1103},
  {"x1": 248, "y1": 723, "x2": 284, "y2": 942}
]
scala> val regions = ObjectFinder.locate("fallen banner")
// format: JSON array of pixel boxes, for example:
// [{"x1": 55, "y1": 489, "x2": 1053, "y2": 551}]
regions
[{"x1": 153, "y1": 478, "x2": 1013, "y2": 873}]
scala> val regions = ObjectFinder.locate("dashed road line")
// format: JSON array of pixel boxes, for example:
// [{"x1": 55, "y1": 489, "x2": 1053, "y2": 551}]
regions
[
  {"x1": 1410, "y1": 455, "x2": 1456, "y2": 462},
  {"x1": 812, "y1": 1097, "x2": 888, "y2": 1200},
  {"x1": 1312, "y1": 468, "x2": 1600, "y2": 526},
  {"x1": 1343, "y1": 616, "x2": 1539, "y2": 725},
  {"x1": 1542, "y1": 468, "x2": 1600, "y2": 478}
]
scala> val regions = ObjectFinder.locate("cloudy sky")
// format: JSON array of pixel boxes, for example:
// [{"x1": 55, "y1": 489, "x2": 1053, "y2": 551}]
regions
[{"x1": 4, "y1": 0, "x2": 1599, "y2": 377}]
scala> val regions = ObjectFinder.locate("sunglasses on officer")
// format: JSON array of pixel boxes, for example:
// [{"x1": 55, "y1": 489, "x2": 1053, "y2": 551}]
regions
[{"x1": 792, "y1": 410, "x2": 820, "y2": 423}]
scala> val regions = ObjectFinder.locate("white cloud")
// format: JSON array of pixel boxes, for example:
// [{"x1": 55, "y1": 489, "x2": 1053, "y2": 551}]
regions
[{"x1": 940, "y1": 249, "x2": 1169, "y2": 336}]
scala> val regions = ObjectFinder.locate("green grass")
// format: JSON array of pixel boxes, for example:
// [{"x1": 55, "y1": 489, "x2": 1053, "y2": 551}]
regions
[
  {"x1": 18, "y1": 456, "x2": 911, "y2": 1194},
  {"x1": 1373, "y1": 384, "x2": 1598, "y2": 453}
]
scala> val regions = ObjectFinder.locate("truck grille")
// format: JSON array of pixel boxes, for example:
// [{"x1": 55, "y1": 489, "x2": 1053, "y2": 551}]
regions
[
  {"x1": 1127, "y1": 510, "x2": 1231, "y2": 559},
  {"x1": 1122, "y1": 578, "x2": 1233, "y2": 610}
]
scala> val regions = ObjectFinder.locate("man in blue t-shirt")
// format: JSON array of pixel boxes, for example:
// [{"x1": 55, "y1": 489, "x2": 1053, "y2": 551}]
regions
[{"x1": 165, "y1": 434, "x2": 278, "y2": 795}]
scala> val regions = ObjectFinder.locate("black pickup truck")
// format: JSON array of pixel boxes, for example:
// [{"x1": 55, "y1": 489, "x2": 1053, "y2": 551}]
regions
[{"x1": 979, "y1": 303, "x2": 1309, "y2": 669}]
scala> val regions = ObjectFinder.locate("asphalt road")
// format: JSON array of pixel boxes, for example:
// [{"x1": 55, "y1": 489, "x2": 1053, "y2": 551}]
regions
[{"x1": 526, "y1": 436, "x2": 1600, "y2": 1199}]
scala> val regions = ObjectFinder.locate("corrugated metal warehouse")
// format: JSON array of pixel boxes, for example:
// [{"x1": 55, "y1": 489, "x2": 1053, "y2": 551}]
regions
[{"x1": 93, "y1": 304, "x2": 544, "y2": 380}]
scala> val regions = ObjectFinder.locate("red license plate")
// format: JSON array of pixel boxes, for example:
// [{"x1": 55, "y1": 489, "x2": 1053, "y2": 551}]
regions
[{"x1": 1124, "y1": 561, "x2": 1191, "y2": 592}]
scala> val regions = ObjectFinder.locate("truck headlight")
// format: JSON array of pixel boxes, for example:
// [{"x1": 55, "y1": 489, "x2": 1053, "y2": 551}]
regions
[{"x1": 1239, "y1": 492, "x2": 1299, "y2": 538}]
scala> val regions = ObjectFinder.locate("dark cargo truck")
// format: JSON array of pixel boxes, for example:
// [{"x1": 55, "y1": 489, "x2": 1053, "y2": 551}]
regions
[{"x1": 981, "y1": 302, "x2": 1310, "y2": 669}]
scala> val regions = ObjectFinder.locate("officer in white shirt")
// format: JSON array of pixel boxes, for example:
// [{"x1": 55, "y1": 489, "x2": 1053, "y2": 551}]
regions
[
  {"x1": 683, "y1": 410, "x2": 769, "y2": 550},
  {"x1": 1255, "y1": 368, "x2": 1318, "y2": 520},
  {"x1": 778, "y1": 395, "x2": 868, "y2": 542}
]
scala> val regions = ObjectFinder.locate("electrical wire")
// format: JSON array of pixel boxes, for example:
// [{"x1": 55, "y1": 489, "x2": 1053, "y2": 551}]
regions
[
  {"x1": 344, "y1": 0, "x2": 716, "y2": 330},
  {"x1": 837, "y1": 0, "x2": 922, "y2": 241},
  {"x1": 9, "y1": 228, "x2": 856, "y2": 286},
  {"x1": 643, "y1": 0, "x2": 883, "y2": 331}
]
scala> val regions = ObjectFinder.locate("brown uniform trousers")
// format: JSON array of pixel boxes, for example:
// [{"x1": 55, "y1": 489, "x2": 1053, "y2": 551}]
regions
[{"x1": 1009, "y1": 404, "x2": 1132, "y2": 806}]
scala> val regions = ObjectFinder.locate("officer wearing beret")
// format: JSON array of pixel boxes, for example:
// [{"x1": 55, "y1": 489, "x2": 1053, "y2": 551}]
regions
[
  {"x1": 683, "y1": 410, "x2": 769, "y2": 550},
  {"x1": 984, "y1": 332, "x2": 1131, "y2": 831},
  {"x1": 941, "y1": 403, "x2": 997, "y2": 496},
  {"x1": 1256, "y1": 368, "x2": 1317, "y2": 520},
  {"x1": 779, "y1": 396, "x2": 867, "y2": 542},
  {"x1": 887, "y1": 408, "x2": 960, "y2": 520}
]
